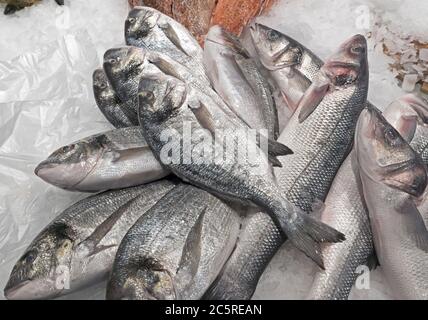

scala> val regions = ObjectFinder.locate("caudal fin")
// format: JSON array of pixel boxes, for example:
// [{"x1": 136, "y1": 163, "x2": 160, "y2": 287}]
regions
[{"x1": 279, "y1": 209, "x2": 345, "y2": 269}]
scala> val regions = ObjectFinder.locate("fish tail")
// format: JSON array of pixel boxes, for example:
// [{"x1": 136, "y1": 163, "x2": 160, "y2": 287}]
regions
[{"x1": 276, "y1": 205, "x2": 346, "y2": 269}]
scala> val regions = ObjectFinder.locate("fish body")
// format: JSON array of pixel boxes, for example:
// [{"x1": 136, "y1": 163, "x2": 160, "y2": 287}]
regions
[
  {"x1": 107, "y1": 183, "x2": 241, "y2": 300},
  {"x1": 204, "y1": 25, "x2": 279, "y2": 139},
  {"x1": 93, "y1": 69, "x2": 138, "y2": 128},
  {"x1": 356, "y1": 106, "x2": 428, "y2": 300},
  {"x1": 4, "y1": 181, "x2": 175, "y2": 299},
  {"x1": 35, "y1": 126, "x2": 169, "y2": 192},
  {"x1": 206, "y1": 34, "x2": 369, "y2": 299}
]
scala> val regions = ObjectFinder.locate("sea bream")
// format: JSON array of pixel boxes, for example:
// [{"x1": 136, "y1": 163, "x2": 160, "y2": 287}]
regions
[
  {"x1": 355, "y1": 106, "x2": 428, "y2": 300},
  {"x1": 204, "y1": 25, "x2": 279, "y2": 140},
  {"x1": 205, "y1": 34, "x2": 369, "y2": 299},
  {"x1": 93, "y1": 69, "x2": 139, "y2": 128},
  {"x1": 107, "y1": 183, "x2": 241, "y2": 300},
  {"x1": 137, "y1": 70, "x2": 345, "y2": 269},
  {"x1": 4, "y1": 181, "x2": 176, "y2": 299},
  {"x1": 35, "y1": 127, "x2": 169, "y2": 192}
]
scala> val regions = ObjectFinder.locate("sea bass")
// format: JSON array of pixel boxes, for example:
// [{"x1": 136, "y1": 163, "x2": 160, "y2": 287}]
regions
[
  {"x1": 204, "y1": 25, "x2": 279, "y2": 139},
  {"x1": 93, "y1": 69, "x2": 138, "y2": 128},
  {"x1": 35, "y1": 126, "x2": 169, "y2": 192},
  {"x1": 107, "y1": 183, "x2": 241, "y2": 300},
  {"x1": 206, "y1": 34, "x2": 369, "y2": 299},
  {"x1": 356, "y1": 106, "x2": 428, "y2": 300},
  {"x1": 4, "y1": 181, "x2": 176, "y2": 299},
  {"x1": 137, "y1": 71, "x2": 345, "y2": 269}
]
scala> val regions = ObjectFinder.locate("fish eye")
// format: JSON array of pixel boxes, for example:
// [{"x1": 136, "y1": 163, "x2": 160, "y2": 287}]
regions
[
  {"x1": 267, "y1": 30, "x2": 280, "y2": 41},
  {"x1": 351, "y1": 45, "x2": 365, "y2": 54},
  {"x1": 128, "y1": 17, "x2": 136, "y2": 24},
  {"x1": 384, "y1": 127, "x2": 399, "y2": 143},
  {"x1": 335, "y1": 74, "x2": 353, "y2": 86},
  {"x1": 23, "y1": 251, "x2": 37, "y2": 265},
  {"x1": 62, "y1": 144, "x2": 75, "y2": 153}
]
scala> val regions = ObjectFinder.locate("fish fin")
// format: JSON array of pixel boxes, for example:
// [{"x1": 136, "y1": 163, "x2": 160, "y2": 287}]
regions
[
  {"x1": 87, "y1": 244, "x2": 117, "y2": 257},
  {"x1": 311, "y1": 199, "x2": 326, "y2": 219},
  {"x1": 412, "y1": 233, "x2": 428, "y2": 253},
  {"x1": 281, "y1": 90, "x2": 300, "y2": 114},
  {"x1": 366, "y1": 251, "x2": 380, "y2": 270},
  {"x1": 4, "y1": 4, "x2": 21, "y2": 14},
  {"x1": 159, "y1": 22, "x2": 191, "y2": 57},
  {"x1": 189, "y1": 101, "x2": 217, "y2": 136},
  {"x1": 269, "y1": 156, "x2": 282, "y2": 167},
  {"x1": 279, "y1": 210, "x2": 346, "y2": 269},
  {"x1": 297, "y1": 81, "x2": 330, "y2": 123},
  {"x1": 267, "y1": 138, "x2": 293, "y2": 156},
  {"x1": 77, "y1": 197, "x2": 137, "y2": 256},
  {"x1": 55, "y1": 0, "x2": 64, "y2": 5}
]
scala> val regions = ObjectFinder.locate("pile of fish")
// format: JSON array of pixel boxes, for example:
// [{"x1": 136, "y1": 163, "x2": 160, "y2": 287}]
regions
[{"x1": 4, "y1": 6, "x2": 428, "y2": 300}]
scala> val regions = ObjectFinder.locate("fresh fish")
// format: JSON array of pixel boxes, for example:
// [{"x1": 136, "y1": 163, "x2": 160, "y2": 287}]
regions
[
  {"x1": 206, "y1": 34, "x2": 369, "y2": 299},
  {"x1": 383, "y1": 94, "x2": 428, "y2": 228},
  {"x1": 107, "y1": 183, "x2": 241, "y2": 300},
  {"x1": 103, "y1": 46, "x2": 288, "y2": 165},
  {"x1": 93, "y1": 68, "x2": 138, "y2": 128},
  {"x1": 355, "y1": 106, "x2": 428, "y2": 300},
  {"x1": 3, "y1": 181, "x2": 176, "y2": 299},
  {"x1": 204, "y1": 25, "x2": 279, "y2": 139},
  {"x1": 306, "y1": 152, "x2": 373, "y2": 300},
  {"x1": 35, "y1": 126, "x2": 169, "y2": 192},
  {"x1": 125, "y1": 6, "x2": 209, "y2": 84},
  {"x1": 137, "y1": 71, "x2": 345, "y2": 269},
  {"x1": 1, "y1": 0, "x2": 63, "y2": 15}
]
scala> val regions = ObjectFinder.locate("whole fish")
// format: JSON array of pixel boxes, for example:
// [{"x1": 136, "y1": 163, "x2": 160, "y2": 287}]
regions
[
  {"x1": 107, "y1": 183, "x2": 241, "y2": 300},
  {"x1": 35, "y1": 126, "x2": 169, "y2": 192},
  {"x1": 383, "y1": 94, "x2": 428, "y2": 228},
  {"x1": 103, "y1": 46, "x2": 288, "y2": 165},
  {"x1": 93, "y1": 69, "x2": 138, "y2": 128},
  {"x1": 4, "y1": 181, "x2": 176, "y2": 299},
  {"x1": 137, "y1": 71, "x2": 345, "y2": 269},
  {"x1": 1, "y1": 0, "x2": 63, "y2": 15},
  {"x1": 204, "y1": 25, "x2": 279, "y2": 140},
  {"x1": 356, "y1": 106, "x2": 428, "y2": 300},
  {"x1": 206, "y1": 34, "x2": 369, "y2": 299},
  {"x1": 125, "y1": 6, "x2": 209, "y2": 84}
]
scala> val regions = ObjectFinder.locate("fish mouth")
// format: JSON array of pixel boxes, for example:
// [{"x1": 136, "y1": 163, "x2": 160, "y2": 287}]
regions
[{"x1": 4, "y1": 280, "x2": 31, "y2": 300}]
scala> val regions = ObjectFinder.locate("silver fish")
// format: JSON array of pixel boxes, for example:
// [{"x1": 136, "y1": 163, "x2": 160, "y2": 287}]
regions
[
  {"x1": 93, "y1": 68, "x2": 138, "y2": 128},
  {"x1": 125, "y1": 6, "x2": 209, "y2": 85},
  {"x1": 3, "y1": 181, "x2": 176, "y2": 300},
  {"x1": 206, "y1": 34, "x2": 369, "y2": 299},
  {"x1": 204, "y1": 25, "x2": 279, "y2": 140},
  {"x1": 356, "y1": 106, "x2": 428, "y2": 300},
  {"x1": 137, "y1": 71, "x2": 345, "y2": 269},
  {"x1": 35, "y1": 127, "x2": 169, "y2": 192},
  {"x1": 107, "y1": 183, "x2": 241, "y2": 300}
]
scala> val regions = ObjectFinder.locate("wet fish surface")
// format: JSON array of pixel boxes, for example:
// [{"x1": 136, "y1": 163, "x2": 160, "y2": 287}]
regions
[
  {"x1": 93, "y1": 69, "x2": 139, "y2": 128},
  {"x1": 4, "y1": 181, "x2": 176, "y2": 299},
  {"x1": 356, "y1": 106, "x2": 428, "y2": 300},
  {"x1": 107, "y1": 183, "x2": 241, "y2": 300},
  {"x1": 35, "y1": 126, "x2": 169, "y2": 192}
]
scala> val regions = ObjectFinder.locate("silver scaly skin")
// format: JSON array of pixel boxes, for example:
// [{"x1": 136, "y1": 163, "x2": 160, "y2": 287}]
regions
[
  {"x1": 356, "y1": 107, "x2": 428, "y2": 300},
  {"x1": 107, "y1": 184, "x2": 241, "y2": 300},
  {"x1": 137, "y1": 71, "x2": 345, "y2": 270},
  {"x1": 3, "y1": 181, "x2": 176, "y2": 299},
  {"x1": 206, "y1": 34, "x2": 369, "y2": 299},
  {"x1": 35, "y1": 126, "x2": 169, "y2": 192},
  {"x1": 125, "y1": 6, "x2": 210, "y2": 85},
  {"x1": 204, "y1": 25, "x2": 279, "y2": 140},
  {"x1": 92, "y1": 69, "x2": 139, "y2": 128}
]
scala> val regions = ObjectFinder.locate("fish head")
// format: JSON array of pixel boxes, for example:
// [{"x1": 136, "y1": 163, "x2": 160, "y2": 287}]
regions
[
  {"x1": 103, "y1": 46, "x2": 147, "y2": 86},
  {"x1": 92, "y1": 68, "x2": 115, "y2": 104},
  {"x1": 138, "y1": 73, "x2": 187, "y2": 123},
  {"x1": 35, "y1": 138, "x2": 104, "y2": 190},
  {"x1": 322, "y1": 34, "x2": 368, "y2": 88},
  {"x1": 4, "y1": 224, "x2": 75, "y2": 300},
  {"x1": 356, "y1": 106, "x2": 427, "y2": 197},
  {"x1": 250, "y1": 23, "x2": 303, "y2": 70},
  {"x1": 125, "y1": 7, "x2": 160, "y2": 46},
  {"x1": 108, "y1": 258, "x2": 176, "y2": 300},
  {"x1": 383, "y1": 94, "x2": 428, "y2": 142}
]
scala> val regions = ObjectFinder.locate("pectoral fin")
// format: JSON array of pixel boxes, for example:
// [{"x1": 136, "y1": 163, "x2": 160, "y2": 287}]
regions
[
  {"x1": 298, "y1": 81, "x2": 330, "y2": 123},
  {"x1": 159, "y1": 22, "x2": 191, "y2": 57}
]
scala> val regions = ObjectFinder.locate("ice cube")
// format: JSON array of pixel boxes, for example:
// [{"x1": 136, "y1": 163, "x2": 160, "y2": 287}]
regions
[
  {"x1": 402, "y1": 74, "x2": 419, "y2": 92},
  {"x1": 419, "y1": 48, "x2": 428, "y2": 62}
]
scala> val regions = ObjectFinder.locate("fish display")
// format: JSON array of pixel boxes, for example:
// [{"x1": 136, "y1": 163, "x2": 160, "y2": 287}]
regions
[
  {"x1": 35, "y1": 127, "x2": 169, "y2": 192},
  {"x1": 4, "y1": 181, "x2": 176, "y2": 299},
  {"x1": 107, "y1": 183, "x2": 241, "y2": 300},
  {"x1": 356, "y1": 106, "x2": 428, "y2": 300}
]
